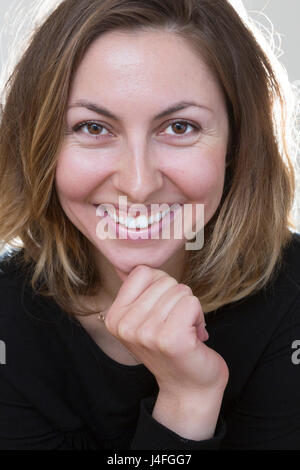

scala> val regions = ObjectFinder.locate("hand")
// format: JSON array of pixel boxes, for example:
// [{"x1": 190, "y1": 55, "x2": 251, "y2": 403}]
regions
[{"x1": 105, "y1": 265, "x2": 229, "y2": 399}]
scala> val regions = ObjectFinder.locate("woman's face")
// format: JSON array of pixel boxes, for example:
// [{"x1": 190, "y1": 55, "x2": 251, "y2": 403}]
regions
[{"x1": 55, "y1": 29, "x2": 229, "y2": 274}]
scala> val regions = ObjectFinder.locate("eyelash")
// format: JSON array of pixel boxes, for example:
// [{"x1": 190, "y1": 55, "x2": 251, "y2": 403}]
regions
[{"x1": 70, "y1": 119, "x2": 201, "y2": 141}]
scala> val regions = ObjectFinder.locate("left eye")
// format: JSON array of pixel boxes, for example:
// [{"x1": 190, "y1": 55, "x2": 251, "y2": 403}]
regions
[{"x1": 162, "y1": 121, "x2": 199, "y2": 137}]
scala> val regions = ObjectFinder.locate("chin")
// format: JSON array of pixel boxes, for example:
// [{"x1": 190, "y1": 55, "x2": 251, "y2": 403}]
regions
[{"x1": 96, "y1": 238, "x2": 185, "y2": 273}]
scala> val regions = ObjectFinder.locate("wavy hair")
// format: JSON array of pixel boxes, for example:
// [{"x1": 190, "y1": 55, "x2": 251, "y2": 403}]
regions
[{"x1": 0, "y1": 0, "x2": 296, "y2": 315}]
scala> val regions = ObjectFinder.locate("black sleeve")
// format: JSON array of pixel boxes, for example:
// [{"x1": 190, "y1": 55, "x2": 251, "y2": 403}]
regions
[
  {"x1": 0, "y1": 279, "x2": 103, "y2": 450},
  {"x1": 220, "y1": 293, "x2": 300, "y2": 450},
  {"x1": 130, "y1": 396, "x2": 226, "y2": 450},
  {"x1": 0, "y1": 279, "x2": 68, "y2": 450},
  {"x1": 0, "y1": 374, "x2": 99, "y2": 450},
  {"x1": 0, "y1": 372, "x2": 65, "y2": 450}
]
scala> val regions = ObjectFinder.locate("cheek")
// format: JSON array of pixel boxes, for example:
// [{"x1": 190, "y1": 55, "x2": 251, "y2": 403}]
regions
[
  {"x1": 170, "y1": 155, "x2": 226, "y2": 202},
  {"x1": 180, "y1": 158, "x2": 226, "y2": 228},
  {"x1": 193, "y1": 162, "x2": 224, "y2": 200},
  {"x1": 55, "y1": 148, "x2": 103, "y2": 202}
]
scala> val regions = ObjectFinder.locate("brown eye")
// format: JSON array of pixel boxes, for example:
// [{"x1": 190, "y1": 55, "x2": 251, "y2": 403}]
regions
[
  {"x1": 171, "y1": 122, "x2": 188, "y2": 135},
  {"x1": 72, "y1": 121, "x2": 110, "y2": 139},
  {"x1": 163, "y1": 120, "x2": 199, "y2": 138},
  {"x1": 87, "y1": 123, "x2": 103, "y2": 135}
]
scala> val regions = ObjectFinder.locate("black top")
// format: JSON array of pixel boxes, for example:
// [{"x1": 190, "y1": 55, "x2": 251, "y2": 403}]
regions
[{"x1": 0, "y1": 233, "x2": 300, "y2": 450}]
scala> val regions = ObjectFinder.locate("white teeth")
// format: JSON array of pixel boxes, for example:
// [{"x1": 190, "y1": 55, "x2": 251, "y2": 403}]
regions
[
  {"x1": 119, "y1": 215, "x2": 125, "y2": 225},
  {"x1": 135, "y1": 215, "x2": 149, "y2": 229},
  {"x1": 149, "y1": 215, "x2": 154, "y2": 225},
  {"x1": 97, "y1": 205, "x2": 174, "y2": 229},
  {"x1": 127, "y1": 217, "x2": 136, "y2": 229},
  {"x1": 154, "y1": 212, "x2": 162, "y2": 223},
  {"x1": 110, "y1": 212, "x2": 118, "y2": 223}
]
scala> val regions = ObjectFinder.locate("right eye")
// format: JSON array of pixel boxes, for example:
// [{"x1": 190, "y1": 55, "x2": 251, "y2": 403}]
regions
[{"x1": 72, "y1": 121, "x2": 112, "y2": 139}]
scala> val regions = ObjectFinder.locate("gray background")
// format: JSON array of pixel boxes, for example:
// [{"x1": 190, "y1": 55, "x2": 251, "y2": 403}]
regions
[
  {"x1": 0, "y1": 0, "x2": 298, "y2": 81},
  {"x1": 243, "y1": 0, "x2": 299, "y2": 82}
]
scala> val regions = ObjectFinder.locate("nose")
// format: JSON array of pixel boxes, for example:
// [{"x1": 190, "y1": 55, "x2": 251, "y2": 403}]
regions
[{"x1": 112, "y1": 139, "x2": 164, "y2": 203}]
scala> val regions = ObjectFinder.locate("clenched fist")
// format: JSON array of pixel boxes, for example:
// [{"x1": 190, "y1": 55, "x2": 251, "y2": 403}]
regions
[{"x1": 104, "y1": 265, "x2": 229, "y2": 440}]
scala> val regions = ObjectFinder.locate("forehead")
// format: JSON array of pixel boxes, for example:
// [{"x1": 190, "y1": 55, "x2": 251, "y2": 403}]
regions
[{"x1": 68, "y1": 29, "x2": 225, "y2": 113}]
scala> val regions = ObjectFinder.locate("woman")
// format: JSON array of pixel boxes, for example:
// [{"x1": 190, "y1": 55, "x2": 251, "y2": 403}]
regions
[{"x1": 0, "y1": 0, "x2": 299, "y2": 450}]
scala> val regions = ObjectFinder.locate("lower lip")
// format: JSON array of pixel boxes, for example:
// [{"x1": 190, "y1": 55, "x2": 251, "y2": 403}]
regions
[{"x1": 95, "y1": 205, "x2": 182, "y2": 242}]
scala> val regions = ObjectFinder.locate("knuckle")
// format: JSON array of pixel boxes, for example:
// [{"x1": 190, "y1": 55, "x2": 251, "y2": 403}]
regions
[
  {"x1": 117, "y1": 319, "x2": 135, "y2": 341},
  {"x1": 155, "y1": 269, "x2": 172, "y2": 279},
  {"x1": 176, "y1": 283, "x2": 192, "y2": 294},
  {"x1": 136, "y1": 326, "x2": 154, "y2": 348},
  {"x1": 130, "y1": 265, "x2": 153, "y2": 282},
  {"x1": 159, "y1": 276, "x2": 178, "y2": 290},
  {"x1": 157, "y1": 331, "x2": 176, "y2": 355},
  {"x1": 134, "y1": 265, "x2": 178, "y2": 287},
  {"x1": 186, "y1": 294, "x2": 202, "y2": 310},
  {"x1": 133, "y1": 265, "x2": 165, "y2": 283},
  {"x1": 104, "y1": 311, "x2": 114, "y2": 331},
  {"x1": 135, "y1": 265, "x2": 151, "y2": 275}
]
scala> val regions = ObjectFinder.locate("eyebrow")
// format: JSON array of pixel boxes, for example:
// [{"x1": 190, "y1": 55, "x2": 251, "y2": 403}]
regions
[{"x1": 67, "y1": 100, "x2": 212, "y2": 121}]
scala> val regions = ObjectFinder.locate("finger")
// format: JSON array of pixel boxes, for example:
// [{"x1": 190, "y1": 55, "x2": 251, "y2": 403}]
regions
[
  {"x1": 111, "y1": 265, "x2": 166, "y2": 307},
  {"x1": 122, "y1": 274, "x2": 178, "y2": 317},
  {"x1": 143, "y1": 292, "x2": 206, "y2": 352},
  {"x1": 111, "y1": 275, "x2": 179, "y2": 339},
  {"x1": 161, "y1": 295, "x2": 207, "y2": 349},
  {"x1": 137, "y1": 283, "x2": 192, "y2": 328},
  {"x1": 115, "y1": 282, "x2": 190, "y2": 342}
]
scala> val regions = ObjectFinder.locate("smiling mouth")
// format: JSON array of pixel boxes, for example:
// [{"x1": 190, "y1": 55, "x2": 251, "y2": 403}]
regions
[{"x1": 94, "y1": 203, "x2": 182, "y2": 231}]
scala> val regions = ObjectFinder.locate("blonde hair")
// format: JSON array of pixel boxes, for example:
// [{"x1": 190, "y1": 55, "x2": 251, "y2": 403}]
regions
[{"x1": 0, "y1": 0, "x2": 297, "y2": 316}]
